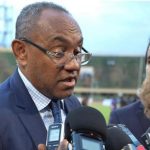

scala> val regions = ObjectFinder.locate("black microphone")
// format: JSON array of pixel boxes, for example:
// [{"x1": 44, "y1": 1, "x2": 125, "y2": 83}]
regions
[
  {"x1": 105, "y1": 126, "x2": 133, "y2": 150},
  {"x1": 141, "y1": 127, "x2": 150, "y2": 150},
  {"x1": 108, "y1": 124, "x2": 146, "y2": 150},
  {"x1": 117, "y1": 124, "x2": 142, "y2": 147},
  {"x1": 64, "y1": 106, "x2": 107, "y2": 150},
  {"x1": 109, "y1": 124, "x2": 142, "y2": 147}
]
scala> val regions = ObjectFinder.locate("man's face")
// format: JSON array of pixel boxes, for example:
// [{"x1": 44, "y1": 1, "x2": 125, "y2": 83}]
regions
[{"x1": 22, "y1": 9, "x2": 82, "y2": 99}]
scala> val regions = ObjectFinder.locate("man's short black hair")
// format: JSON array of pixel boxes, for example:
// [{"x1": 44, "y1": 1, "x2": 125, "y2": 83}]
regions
[{"x1": 15, "y1": 2, "x2": 70, "y2": 39}]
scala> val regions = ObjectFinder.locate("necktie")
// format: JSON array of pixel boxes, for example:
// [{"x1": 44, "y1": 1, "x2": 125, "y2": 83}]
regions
[{"x1": 51, "y1": 100, "x2": 62, "y2": 123}]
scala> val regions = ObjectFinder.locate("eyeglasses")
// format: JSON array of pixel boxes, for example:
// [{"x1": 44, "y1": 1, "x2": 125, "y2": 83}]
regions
[{"x1": 19, "y1": 38, "x2": 92, "y2": 66}]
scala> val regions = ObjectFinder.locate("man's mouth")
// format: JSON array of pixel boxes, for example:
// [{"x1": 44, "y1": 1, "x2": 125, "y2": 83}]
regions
[{"x1": 60, "y1": 77, "x2": 76, "y2": 87}]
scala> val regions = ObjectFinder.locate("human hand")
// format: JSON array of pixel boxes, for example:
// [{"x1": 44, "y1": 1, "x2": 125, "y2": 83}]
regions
[
  {"x1": 38, "y1": 139, "x2": 69, "y2": 150},
  {"x1": 38, "y1": 144, "x2": 46, "y2": 150}
]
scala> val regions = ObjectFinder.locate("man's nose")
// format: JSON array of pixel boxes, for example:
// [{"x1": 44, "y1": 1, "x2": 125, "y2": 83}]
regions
[{"x1": 64, "y1": 56, "x2": 81, "y2": 70}]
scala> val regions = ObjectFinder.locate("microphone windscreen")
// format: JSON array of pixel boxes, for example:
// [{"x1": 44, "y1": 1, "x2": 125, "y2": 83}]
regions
[
  {"x1": 64, "y1": 106, "x2": 107, "y2": 141},
  {"x1": 105, "y1": 127, "x2": 132, "y2": 150}
]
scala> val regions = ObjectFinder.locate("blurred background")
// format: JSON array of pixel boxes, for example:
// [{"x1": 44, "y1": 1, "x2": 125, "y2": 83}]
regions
[{"x1": 0, "y1": 0, "x2": 150, "y2": 122}]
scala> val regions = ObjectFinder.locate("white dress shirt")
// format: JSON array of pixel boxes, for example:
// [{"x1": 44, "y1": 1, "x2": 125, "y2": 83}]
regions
[{"x1": 18, "y1": 68, "x2": 66, "y2": 131}]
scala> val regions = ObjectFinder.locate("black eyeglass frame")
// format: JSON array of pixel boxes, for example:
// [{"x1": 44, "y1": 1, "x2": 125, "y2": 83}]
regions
[{"x1": 19, "y1": 37, "x2": 92, "y2": 66}]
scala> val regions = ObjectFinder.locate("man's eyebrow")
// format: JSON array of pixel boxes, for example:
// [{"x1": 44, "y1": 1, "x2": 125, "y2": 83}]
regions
[{"x1": 53, "y1": 36, "x2": 70, "y2": 43}]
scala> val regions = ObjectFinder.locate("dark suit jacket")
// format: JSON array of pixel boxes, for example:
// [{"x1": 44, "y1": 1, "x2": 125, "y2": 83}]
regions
[
  {"x1": 0, "y1": 69, "x2": 81, "y2": 150},
  {"x1": 109, "y1": 100, "x2": 150, "y2": 143}
]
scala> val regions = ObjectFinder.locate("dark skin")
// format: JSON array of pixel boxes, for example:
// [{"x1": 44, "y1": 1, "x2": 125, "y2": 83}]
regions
[
  {"x1": 12, "y1": 9, "x2": 83, "y2": 99},
  {"x1": 38, "y1": 139, "x2": 69, "y2": 150}
]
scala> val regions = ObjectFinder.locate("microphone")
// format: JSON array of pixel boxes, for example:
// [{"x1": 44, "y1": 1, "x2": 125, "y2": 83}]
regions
[
  {"x1": 109, "y1": 124, "x2": 142, "y2": 147},
  {"x1": 64, "y1": 106, "x2": 107, "y2": 150},
  {"x1": 141, "y1": 127, "x2": 150, "y2": 150},
  {"x1": 105, "y1": 126, "x2": 132, "y2": 150},
  {"x1": 108, "y1": 124, "x2": 146, "y2": 150},
  {"x1": 117, "y1": 124, "x2": 141, "y2": 147},
  {"x1": 116, "y1": 124, "x2": 146, "y2": 149},
  {"x1": 46, "y1": 123, "x2": 64, "y2": 150}
]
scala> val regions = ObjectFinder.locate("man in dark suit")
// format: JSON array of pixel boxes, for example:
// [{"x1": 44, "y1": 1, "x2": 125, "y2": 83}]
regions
[
  {"x1": 0, "y1": 2, "x2": 92, "y2": 150},
  {"x1": 109, "y1": 41, "x2": 150, "y2": 144}
]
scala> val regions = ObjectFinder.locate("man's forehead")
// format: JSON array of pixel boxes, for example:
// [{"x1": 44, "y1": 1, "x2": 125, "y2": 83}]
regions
[
  {"x1": 36, "y1": 9, "x2": 82, "y2": 40},
  {"x1": 37, "y1": 9, "x2": 80, "y2": 29},
  {"x1": 39, "y1": 9, "x2": 77, "y2": 26}
]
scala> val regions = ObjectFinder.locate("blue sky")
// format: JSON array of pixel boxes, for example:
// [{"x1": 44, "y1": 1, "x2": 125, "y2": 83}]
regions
[{"x1": 3, "y1": 0, "x2": 150, "y2": 56}]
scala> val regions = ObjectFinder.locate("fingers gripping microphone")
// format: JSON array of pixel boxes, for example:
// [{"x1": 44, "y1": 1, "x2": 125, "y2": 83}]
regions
[{"x1": 64, "y1": 106, "x2": 107, "y2": 150}]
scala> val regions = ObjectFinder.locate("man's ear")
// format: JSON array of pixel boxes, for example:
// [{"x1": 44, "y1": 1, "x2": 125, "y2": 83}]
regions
[{"x1": 11, "y1": 39, "x2": 28, "y2": 67}]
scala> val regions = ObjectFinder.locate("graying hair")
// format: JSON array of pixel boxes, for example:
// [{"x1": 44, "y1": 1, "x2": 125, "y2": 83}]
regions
[{"x1": 15, "y1": 2, "x2": 70, "y2": 39}]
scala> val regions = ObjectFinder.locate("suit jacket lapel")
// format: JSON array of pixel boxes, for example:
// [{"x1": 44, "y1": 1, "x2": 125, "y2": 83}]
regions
[
  {"x1": 64, "y1": 96, "x2": 81, "y2": 114},
  {"x1": 10, "y1": 70, "x2": 47, "y2": 148},
  {"x1": 17, "y1": 107, "x2": 47, "y2": 147},
  {"x1": 64, "y1": 99, "x2": 73, "y2": 114}
]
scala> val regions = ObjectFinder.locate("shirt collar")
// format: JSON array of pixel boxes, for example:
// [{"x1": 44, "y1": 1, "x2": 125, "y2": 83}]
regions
[{"x1": 18, "y1": 68, "x2": 51, "y2": 111}]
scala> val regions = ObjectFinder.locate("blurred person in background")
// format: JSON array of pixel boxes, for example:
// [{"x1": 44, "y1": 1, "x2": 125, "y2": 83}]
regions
[
  {"x1": 0, "y1": 2, "x2": 92, "y2": 150},
  {"x1": 81, "y1": 93, "x2": 90, "y2": 106},
  {"x1": 109, "y1": 41, "x2": 150, "y2": 143},
  {"x1": 119, "y1": 95, "x2": 128, "y2": 107},
  {"x1": 110, "y1": 95, "x2": 118, "y2": 110}
]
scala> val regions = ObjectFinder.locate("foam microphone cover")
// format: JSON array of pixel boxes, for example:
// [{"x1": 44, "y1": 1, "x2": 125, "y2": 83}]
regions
[
  {"x1": 105, "y1": 126, "x2": 132, "y2": 150},
  {"x1": 64, "y1": 106, "x2": 107, "y2": 142}
]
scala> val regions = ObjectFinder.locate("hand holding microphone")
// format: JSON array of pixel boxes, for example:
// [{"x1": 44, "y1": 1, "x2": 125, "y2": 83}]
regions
[
  {"x1": 38, "y1": 139, "x2": 69, "y2": 150},
  {"x1": 64, "y1": 106, "x2": 107, "y2": 150},
  {"x1": 44, "y1": 106, "x2": 107, "y2": 150},
  {"x1": 43, "y1": 106, "x2": 146, "y2": 150}
]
